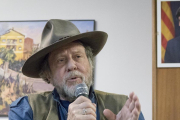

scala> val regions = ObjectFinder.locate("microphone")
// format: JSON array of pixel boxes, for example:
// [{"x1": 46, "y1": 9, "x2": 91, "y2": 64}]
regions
[{"x1": 74, "y1": 82, "x2": 89, "y2": 98}]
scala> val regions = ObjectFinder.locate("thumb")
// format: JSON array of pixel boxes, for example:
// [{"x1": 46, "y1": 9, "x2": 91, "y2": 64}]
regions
[{"x1": 103, "y1": 109, "x2": 116, "y2": 120}]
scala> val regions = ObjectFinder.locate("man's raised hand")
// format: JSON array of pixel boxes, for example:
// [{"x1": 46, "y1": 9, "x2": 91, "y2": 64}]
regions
[{"x1": 103, "y1": 92, "x2": 141, "y2": 120}]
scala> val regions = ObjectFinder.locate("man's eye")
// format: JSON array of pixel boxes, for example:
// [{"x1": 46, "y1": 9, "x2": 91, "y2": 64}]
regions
[
  {"x1": 57, "y1": 59, "x2": 65, "y2": 63},
  {"x1": 76, "y1": 55, "x2": 81, "y2": 58}
]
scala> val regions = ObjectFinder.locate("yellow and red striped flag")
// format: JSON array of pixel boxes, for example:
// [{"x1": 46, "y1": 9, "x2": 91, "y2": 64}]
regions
[{"x1": 161, "y1": 1, "x2": 175, "y2": 63}]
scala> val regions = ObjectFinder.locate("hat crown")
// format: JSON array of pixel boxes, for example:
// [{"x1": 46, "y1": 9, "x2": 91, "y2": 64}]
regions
[{"x1": 40, "y1": 19, "x2": 80, "y2": 49}]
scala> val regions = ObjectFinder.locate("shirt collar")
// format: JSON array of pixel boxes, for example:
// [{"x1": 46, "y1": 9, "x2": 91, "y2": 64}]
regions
[{"x1": 52, "y1": 86, "x2": 95, "y2": 103}]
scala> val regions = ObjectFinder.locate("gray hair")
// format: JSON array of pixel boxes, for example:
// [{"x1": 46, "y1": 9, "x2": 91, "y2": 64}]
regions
[{"x1": 39, "y1": 42, "x2": 94, "y2": 83}]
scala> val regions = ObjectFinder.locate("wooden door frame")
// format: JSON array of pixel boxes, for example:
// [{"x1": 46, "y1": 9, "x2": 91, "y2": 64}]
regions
[{"x1": 152, "y1": 0, "x2": 157, "y2": 120}]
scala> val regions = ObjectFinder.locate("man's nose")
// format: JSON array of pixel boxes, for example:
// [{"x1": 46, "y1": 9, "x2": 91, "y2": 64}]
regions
[{"x1": 67, "y1": 59, "x2": 77, "y2": 72}]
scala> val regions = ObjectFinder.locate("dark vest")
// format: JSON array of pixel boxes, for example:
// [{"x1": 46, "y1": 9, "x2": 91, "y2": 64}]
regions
[{"x1": 28, "y1": 90, "x2": 128, "y2": 120}]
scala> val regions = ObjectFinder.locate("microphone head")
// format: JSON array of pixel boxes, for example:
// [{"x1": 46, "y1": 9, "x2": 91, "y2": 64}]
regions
[{"x1": 74, "y1": 82, "x2": 89, "y2": 98}]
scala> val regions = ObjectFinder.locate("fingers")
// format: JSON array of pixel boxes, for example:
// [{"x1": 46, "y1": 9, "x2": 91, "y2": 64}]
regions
[
  {"x1": 132, "y1": 108, "x2": 139, "y2": 120},
  {"x1": 73, "y1": 96, "x2": 91, "y2": 104},
  {"x1": 129, "y1": 92, "x2": 134, "y2": 100},
  {"x1": 103, "y1": 109, "x2": 116, "y2": 120},
  {"x1": 79, "y1": 101, "x2": 96, "y2": 112},
  {"x1": 128, "y1": 92, "x2": 141, "y2": 109},
  {"x1": 134, "y1": 96, "x2": 141, "y2": 112},
  {"x1": 71, "y1": 96, "x2": 96, "y2": 111},
  {"x1": 115, "y1": 92, "x2": 141, "y2": 120},
  {"x1": 129, "y1": 92, "x2": 141, "y2": 120},
  {"x1": 81, "y1": 108, "x2": 96, "y2": 117},
  {"x1": 69, "y1": 101, "x2": 96, "y2": 112},
  {"x1": 68, "y1": 96, "x2": 96, "y2": 120},
  {"x1": 125, "y1": 92, "x2": 134, "y2": 108},
  {"x1": 125, "y1": 98, "x2": 131, "y2": 108},
  {"x1": 69, "y1": 108, "x2": 96, "y2": 117},
  {"x1": 129, "y1": 100, "x2": 135, "y2": 112},
  {"x1": 131, "y1": 100, "x2": 141, "y2": 120}
]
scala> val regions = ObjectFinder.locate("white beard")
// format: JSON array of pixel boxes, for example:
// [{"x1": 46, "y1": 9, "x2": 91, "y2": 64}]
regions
[{"x1": 52, "y1": 70, "x2": 92, "y2": 102}]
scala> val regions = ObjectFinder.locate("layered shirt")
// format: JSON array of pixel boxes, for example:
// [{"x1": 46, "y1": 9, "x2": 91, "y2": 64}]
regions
[{"x1": 8, "y1": 87, "x2": 144, "y2": 120}]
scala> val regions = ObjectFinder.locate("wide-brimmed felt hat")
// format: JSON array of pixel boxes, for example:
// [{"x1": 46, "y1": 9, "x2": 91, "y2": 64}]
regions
[{"x1": 22, "y1": 19, "x2": 108, "y2": 78}]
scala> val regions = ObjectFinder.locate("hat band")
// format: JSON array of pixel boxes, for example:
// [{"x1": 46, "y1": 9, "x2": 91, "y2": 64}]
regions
[
  {"x1": 59, "y1": 35, "x2": 71, "y2": 41},
  {"x1": 54, "y1": 35, "x2": 72, "y2": 44}
]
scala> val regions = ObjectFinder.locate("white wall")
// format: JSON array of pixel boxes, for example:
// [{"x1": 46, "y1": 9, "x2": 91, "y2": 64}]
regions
[{"x1": 0, "y1": 0, "x2": 152, "y2": 120}]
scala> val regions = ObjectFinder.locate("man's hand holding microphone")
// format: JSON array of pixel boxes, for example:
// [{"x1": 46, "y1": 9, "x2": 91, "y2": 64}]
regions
[{"x1": 67, "y1": 83, "x2": 96, "y2": 120}]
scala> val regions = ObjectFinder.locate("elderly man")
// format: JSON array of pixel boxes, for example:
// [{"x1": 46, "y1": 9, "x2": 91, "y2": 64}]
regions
[{"x1": 9, "y1": 19, "x2": 144, "y2": 120}]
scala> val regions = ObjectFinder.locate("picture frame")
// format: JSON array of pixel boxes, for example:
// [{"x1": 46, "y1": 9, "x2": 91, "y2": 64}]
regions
[
  {"x1": 0, "y1": 20, "x2": 95, "y2": 115},
  {"x1": 157, "y1": 0, "x2": 180, "y2": 67}
]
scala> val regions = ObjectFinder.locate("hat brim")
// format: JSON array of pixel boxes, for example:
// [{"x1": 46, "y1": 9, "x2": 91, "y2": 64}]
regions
[{"x1": 22, "y1": 31, "x2": 108, "y2": 78}]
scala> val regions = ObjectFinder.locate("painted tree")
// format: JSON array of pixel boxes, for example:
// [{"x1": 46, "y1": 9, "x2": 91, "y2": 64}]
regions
[{"x1": 0, "y1": 47, "x2": 16, "y2": 72}]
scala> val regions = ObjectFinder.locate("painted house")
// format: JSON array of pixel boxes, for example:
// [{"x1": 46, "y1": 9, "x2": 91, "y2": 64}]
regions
[{"x1": 0, "y1": 28, "x2": 25, "y2": 60}]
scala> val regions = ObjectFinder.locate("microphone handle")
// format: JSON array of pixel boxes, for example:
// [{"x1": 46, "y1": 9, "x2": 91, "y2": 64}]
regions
[{"x1": 77, "y1": 93, "x2": 88, "y2": 98}]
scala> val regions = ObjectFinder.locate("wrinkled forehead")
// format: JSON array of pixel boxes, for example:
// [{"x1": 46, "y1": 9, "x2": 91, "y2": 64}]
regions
[{"x1": 48, "y1": 41, "x2": 85, "y2": 58}]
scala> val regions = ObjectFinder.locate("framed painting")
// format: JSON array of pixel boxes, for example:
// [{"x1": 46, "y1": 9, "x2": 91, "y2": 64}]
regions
[
  {"x1": 0, "y1": 20, "x2": 95, "y2": 115},
  {"x1": 157, "y1": 0, "x2": 180, "y2": 67}
]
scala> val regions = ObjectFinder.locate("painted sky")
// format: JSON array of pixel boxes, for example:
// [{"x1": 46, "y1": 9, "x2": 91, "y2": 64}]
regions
[
  {"x1": 71, "y1": 20, "x2": 94, "y2": 33},
  {"x1": 0, "y1": 20, "x2": 94, "y2": 44},
  {"x1": 0, "y1": 21, "x2": 47, "y2": 44}
]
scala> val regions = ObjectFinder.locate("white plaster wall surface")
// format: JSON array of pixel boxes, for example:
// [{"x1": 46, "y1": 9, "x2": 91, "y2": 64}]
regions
[{"x1": 0, "y1": 0, "x2": 152, "y2": 120}]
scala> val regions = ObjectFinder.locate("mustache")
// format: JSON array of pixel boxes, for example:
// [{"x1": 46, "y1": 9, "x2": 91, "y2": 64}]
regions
[{"x1": 63, "y1": 71, "x2": 84, "y2": 81}]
